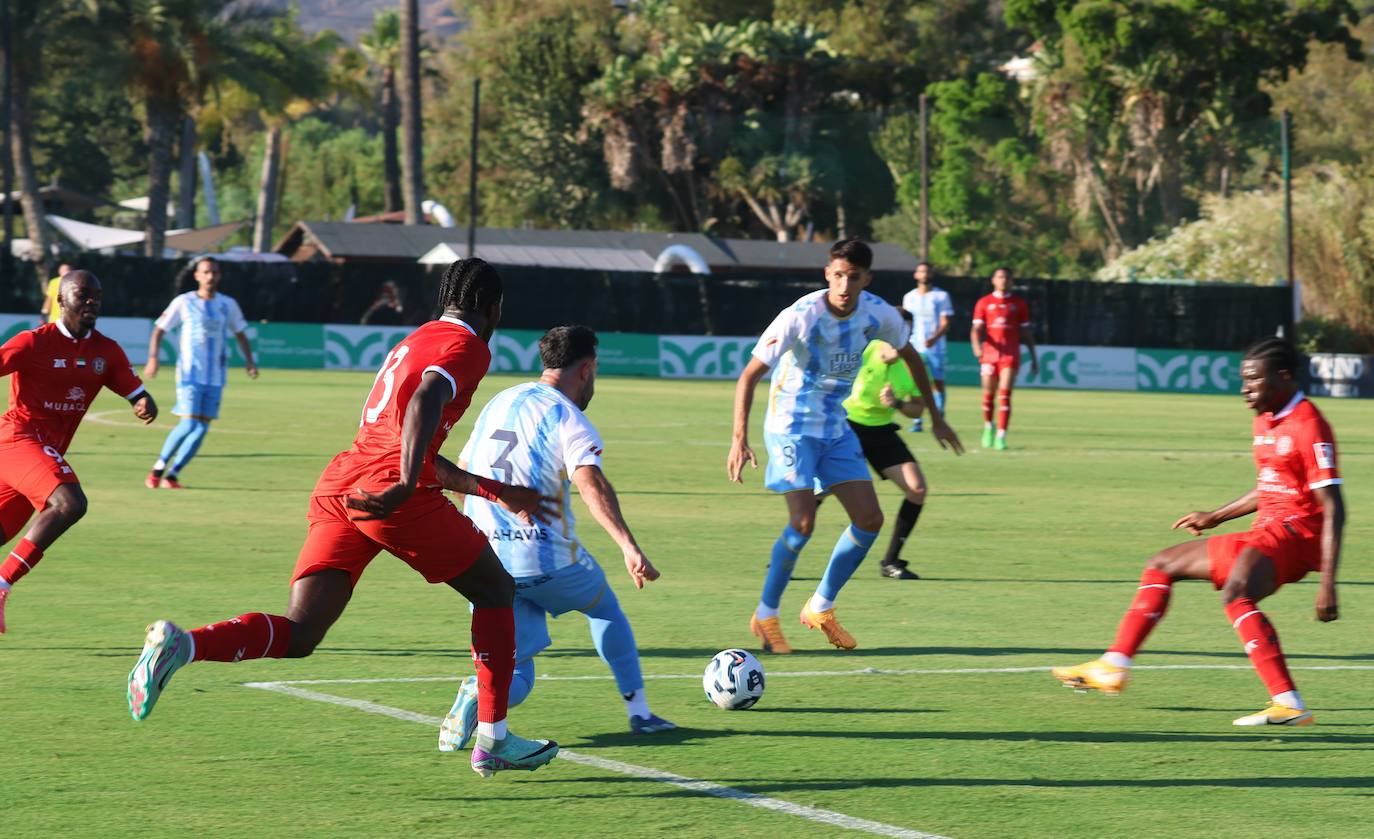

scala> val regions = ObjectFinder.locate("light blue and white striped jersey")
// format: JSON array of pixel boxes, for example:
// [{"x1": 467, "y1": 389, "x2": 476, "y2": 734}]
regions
[
  {"x1": 901, "y1": 286, "x2": 954, "y2": 354},
  {"x1": 155, "y1": 291, "x2": 247, "y2": 387},
  {"x1": 460, "y1": 382, "x2": 605, "y2": 578},
  {"x1": 753, "y1": 289, "x2": 909, "y2": 439}
]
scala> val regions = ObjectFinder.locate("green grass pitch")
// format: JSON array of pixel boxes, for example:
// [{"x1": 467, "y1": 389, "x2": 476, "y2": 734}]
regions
[{"x1": 3, "y1": 369, "x2": 1372, "y2": 838}]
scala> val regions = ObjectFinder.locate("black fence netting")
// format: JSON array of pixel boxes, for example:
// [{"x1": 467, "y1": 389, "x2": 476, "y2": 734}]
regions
[{"x1": 0, "y1": 255, "x2": 1289, "y2": 351}]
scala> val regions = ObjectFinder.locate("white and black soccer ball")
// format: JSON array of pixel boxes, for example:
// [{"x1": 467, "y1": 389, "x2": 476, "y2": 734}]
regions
[{"x1": 703, "y1": 648, "x2": 765, "y2": 710}]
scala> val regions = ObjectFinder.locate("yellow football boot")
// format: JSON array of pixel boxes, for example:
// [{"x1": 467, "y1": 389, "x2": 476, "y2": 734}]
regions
[
  {"x1": 750, "y1": 613, "x2": 792, "y2": 655},
  {"x1": 799, "y1": 605, "x2": 856, "y2": 650},
  {"x1": 1232, "y1": 702, "x2": 1314, "y2": 727},
  {"x1": 1051, "y1": 658, "x2": 1129, "y2": 695}
]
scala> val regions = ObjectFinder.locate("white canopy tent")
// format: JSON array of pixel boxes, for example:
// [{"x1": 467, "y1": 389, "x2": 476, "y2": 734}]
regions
[{"x1": 45, "y1": 215, "x2": 244, "y2": 254}]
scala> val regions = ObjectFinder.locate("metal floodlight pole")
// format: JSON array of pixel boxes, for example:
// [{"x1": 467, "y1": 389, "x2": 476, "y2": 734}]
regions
[
  {"x1": 1281, "y1": 109, "x2": 1297, "y2": 323},
  {"x1": 919, "y1": 92, "x2": 929, "y2": 263},
  {"x1": 466, "y1": 78, "x2": 480, "y2": 259},
  {"x1": 1, "y1": 0, "x2": 14, "y2": 265}
]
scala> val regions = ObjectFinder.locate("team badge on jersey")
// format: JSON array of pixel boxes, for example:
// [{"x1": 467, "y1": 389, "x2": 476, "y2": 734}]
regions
[
  {"x1": 1276, "y1": 435, "x2": 1293, "y2": 455},
  {"x1": 94, "y1": 357, "x2": 106, "y2": 374},
  {"x1": 1314, "y1": 442, "x2": 1335, "y2": 469}
]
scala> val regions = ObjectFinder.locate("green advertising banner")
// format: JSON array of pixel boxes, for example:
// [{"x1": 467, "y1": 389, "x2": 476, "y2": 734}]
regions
[
  {"x1": 658, "y1": 335, "x2": 757, "y2": 379},
  {"x1": 229, "y1": 323, "x2": 325, "y2": 369},
  {"x1": 1135, "y1": 348, "x2": 1242, "y2": 394}
]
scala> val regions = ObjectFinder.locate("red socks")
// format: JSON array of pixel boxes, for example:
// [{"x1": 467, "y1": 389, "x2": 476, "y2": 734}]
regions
[
  {"x1": 190, "y1": 613, "x2": 292, "y2": 662},
  {"x1": 1108, "y1": 568, "x2": 1172, "y2": 658},
  {"x1": 997, "y1": 389, "x2": 1012, "y2": 431},
  {"x1": 1225, "y1": 598, "x2": 1297, "y2": 697},
  {"x1": 472, "y1": 606, "x2": 515, "y2": 724},
  {"x1": 0, "y1": 538, "x2": 43, "y2": 585},
  {"x1": 981, "y1": 393, "x2": 994, "y2": 424}
]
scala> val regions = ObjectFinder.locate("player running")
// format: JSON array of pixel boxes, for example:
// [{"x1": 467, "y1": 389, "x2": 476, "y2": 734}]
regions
[
  {"x1": 1053, "y1": 338, "x2": 1345, "y2": 727},
  {"x1": 840, "y1": 309, "x2": 930, "y2": 580},
  {"x1": 728, "y1": 238, "x2": 963, "y2": 654},
  {"x1": 143, "y1": 256, "x2": 258, "y2": 488},
  {"x1": 971, "y1": 267, "x2": 1037, "y2": 450},
  {"x1": 438, "y1": 325, "x2": 673, "y2": 751},
  {"x1": 127, "y1": 259, "x2": 562, "y2": 777},
  {"x1": 0, "y1": 270, "x2": 157, "y2": 632},
  {"x1": 901, "y1": 262, "x2": 953, "y2": 433}
]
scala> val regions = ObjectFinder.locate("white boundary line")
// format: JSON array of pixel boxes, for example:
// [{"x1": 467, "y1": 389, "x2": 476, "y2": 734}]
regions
[
  {"x1": 247, "y1": 662, "x2": 1374, "y2": 687},
  {"x1": 244, "y1": 681, "x2": 947, "y2": 839}
]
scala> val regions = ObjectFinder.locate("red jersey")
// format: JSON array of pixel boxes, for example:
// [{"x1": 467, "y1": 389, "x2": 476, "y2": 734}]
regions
[
  {"x1": 1251, "y1": 393, "x2": 1340, "y2": 533},
  {"x1": 0, "y1": 321, "x2": 144, "y2": 453},
  {"x1": 313, "y1": 317, "x2": 491, "y2": 496},
  {"x1": 972, "y1": 292, "x2": 1031, "y2": 361}
]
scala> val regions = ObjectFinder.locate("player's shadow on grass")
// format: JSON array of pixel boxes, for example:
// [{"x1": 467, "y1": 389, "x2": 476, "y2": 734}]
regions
[
  {"x1": 755, "y1": 729, "x2": 1374, "y2": 746},
  {"x1": 572, "y1": 727, "x2": 734, "y2": 749},
  {"x1": 708, "y1": 774, "x2": 1374, "y2": 792}
]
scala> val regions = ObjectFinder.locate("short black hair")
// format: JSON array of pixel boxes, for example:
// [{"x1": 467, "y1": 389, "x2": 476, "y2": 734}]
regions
[
  {"x1": 438, "y1": 258, "x2": 503, "y2": 313},
  {"x1": 1243, "y1": 336, "x2": 1300, "y2": 375},
  {"x1": 195, "y1": 255, "x2": 219, "y2": 269},
  {"x1": 992, "y1": 266, "x2": 1013, "y2": 279},
  {"x1": 829, "y1": 238, "x2": 872, "y2": 270},
  {"x1": 540, "y1": 325, "x2": 598, "y2": 369}
]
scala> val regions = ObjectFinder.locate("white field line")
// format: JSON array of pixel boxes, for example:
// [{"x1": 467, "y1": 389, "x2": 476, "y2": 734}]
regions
[
  {"x1": 244, "y1": 681, "x2": 947, "y2": 839},
  {"x1": 85, "y1": 409, "x2": 272, "y2": 435},
  {"x1": 246, "y1": 662, "x2": 1374, "y2": 687}
]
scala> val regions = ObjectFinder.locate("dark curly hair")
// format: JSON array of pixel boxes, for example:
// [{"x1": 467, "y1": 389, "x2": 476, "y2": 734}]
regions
[{"x1": 539, "y1": 325, "x2": 598, "y2": 369}]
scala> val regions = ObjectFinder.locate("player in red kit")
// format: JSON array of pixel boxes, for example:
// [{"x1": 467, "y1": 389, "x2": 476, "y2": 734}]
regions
[
  {"x1": 0, "y1": 271, "x2": 157, "y2": 632},
  {"x1": 127, "y1": 259, "x2": 562, "y2": 777},
  {"x1": 970, "y1": 267, "x2": 1037, "y2": 450},
  {"x1": 1053, "y1": 338, "x2": 1346, "y2": 726}
]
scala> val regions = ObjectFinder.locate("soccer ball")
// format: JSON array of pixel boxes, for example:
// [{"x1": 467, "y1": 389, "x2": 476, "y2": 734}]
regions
[{"x1": 703, "y1": 648, "x2": 765, "y2": 710}]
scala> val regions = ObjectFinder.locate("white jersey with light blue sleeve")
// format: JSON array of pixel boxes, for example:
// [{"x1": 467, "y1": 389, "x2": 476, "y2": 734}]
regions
[
  {"x1": 752, "y1": 289, "x2": 909, "y2": 439},
  {"x1": 901, "y1": 286, "x2": 954, "y2": 355},
  {"x1": 460, "y1": 382, "x2": 605, "y2": 578},
  {"x1": 155, "y1": 291, "x2": 247, "y2": 387}
]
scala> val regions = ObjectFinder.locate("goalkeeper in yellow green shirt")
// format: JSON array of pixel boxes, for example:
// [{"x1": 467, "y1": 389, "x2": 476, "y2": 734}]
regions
[{"x1": 840, "y1": 308, "x2": 929, "y2": 580}]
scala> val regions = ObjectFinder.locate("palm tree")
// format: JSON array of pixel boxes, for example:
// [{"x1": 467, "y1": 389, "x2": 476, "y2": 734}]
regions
[
  {"x1": 399, "y1": 0, "x2": 424, "y2": 224},
  {"x1": 359, "y1": 10, "x2": 403, "y2": 214},
  {"x1": 88, "y1": 0, "x2": 284, "y2": 256},
  {"x1": 5, "y1": 0, "x2": 81, "y2": 280}
]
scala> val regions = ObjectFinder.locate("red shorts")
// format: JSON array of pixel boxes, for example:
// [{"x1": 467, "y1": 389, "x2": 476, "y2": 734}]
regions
[
  {"x1": 0, "y1": 439, "x2": 80, "y2": 540},
  {"x1": 1206, "y1": 521, "x2": 1322, "y2": 590},
  {"x1": 292, "y1": 489, "x2": 490, "y2": 588},
  {"x1": 979, "y1": 355, "x2": 1020, "y2": 377}
]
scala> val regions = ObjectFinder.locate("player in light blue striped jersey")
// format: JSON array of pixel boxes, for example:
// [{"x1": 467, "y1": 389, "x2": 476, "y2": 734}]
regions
[
  {"x1": 901, "y1": 262, "x2": 954, "y2": 432},
  {"x1": 142, "y1": 257, "x2": 257, "y2": 488},
  {"x1": 728, "y1": 239, "x2": 964, "y2": 654},
  {"x1": 439, "y1": 325, "x2": 673, "y2": 749}
]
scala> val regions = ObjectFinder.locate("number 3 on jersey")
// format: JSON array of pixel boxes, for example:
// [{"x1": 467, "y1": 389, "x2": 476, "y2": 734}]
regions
[{"x1": 361, "y1": 345, "x2": 410, "y2": 425}]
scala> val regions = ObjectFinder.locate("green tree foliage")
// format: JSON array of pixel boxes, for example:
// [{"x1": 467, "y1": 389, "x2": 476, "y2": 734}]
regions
[{"x1": 1006, "y1": 0, "x2": 1361, "y2": 258}]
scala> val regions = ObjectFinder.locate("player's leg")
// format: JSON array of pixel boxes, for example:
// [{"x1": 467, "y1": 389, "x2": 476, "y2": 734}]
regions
[
  {"x1": 1053, "y1": 539, "x2": 1211, "y2": 694},
  {"x1": 0, "y1": 486, "x2": 37, "y2": 633},
  {"x1": 1220, "y1": 546, "x2": 1310, "y2": 725},
  {"x1": 753, "y1": 432, "x2": 821, "y2": 654},
  {"x1": 878, "y1": 458, "x2": 927, "y2": 579},
  {"x1": 440, "y1": 595, "x2": 543, "y2": 753},
  {"x1": 803, "y1": 437, "x2": 883, "y2": 649},
  {"x1": 582, "y1": 583, "x2": 675, "y2": 733},
  {"x1": 149, "y1": 418, "x2": 196, "y2": 488},
  {"x1": 0, "y1": 442, "x2": 86, "y2": 631},
  {"x1": 128, "y1": 496, "x2": 373, "y2": 720},
  {"x1": 163, "y1": 386, "x2": 220, "y2": 486},
  {"x1": 994, "y1": 364, "x2": 1016, "y2": 449},
  {"x1": 979, "y1": 365, "x2": 997, "y2": 447},
  {"x1": 446, "y1": 547, "x2": 558, "y2": 775}
]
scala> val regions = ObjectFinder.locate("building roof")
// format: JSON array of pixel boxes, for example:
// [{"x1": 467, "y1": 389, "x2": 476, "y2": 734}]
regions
[{"x1": 275, "y1": 220, "x2": 920, "y2": 273}]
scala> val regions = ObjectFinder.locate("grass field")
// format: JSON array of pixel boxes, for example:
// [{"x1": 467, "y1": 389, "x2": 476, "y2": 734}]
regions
[{"x1": 4, "y1": 369, "x2": 1373, "y2": 838}]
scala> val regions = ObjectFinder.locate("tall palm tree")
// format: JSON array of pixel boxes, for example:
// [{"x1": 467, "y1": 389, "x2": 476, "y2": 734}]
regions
[
  {"x1": 88, "y1": 0, "x2": 284, "y2": 256},
  {"x1": 359, "y1": 10, "x2": 402, "y2": 214},
  {"x1": 5, "y1": 0, "x2": 81, "y2": 280},
  {"x1": 399, "y1": 0, "x2": 424, "y2": 224}
]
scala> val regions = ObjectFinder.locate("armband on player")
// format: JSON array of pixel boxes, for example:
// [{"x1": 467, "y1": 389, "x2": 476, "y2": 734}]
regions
[{"x1": 474, "y1": 477, "x2": 504, "y2": 503}]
